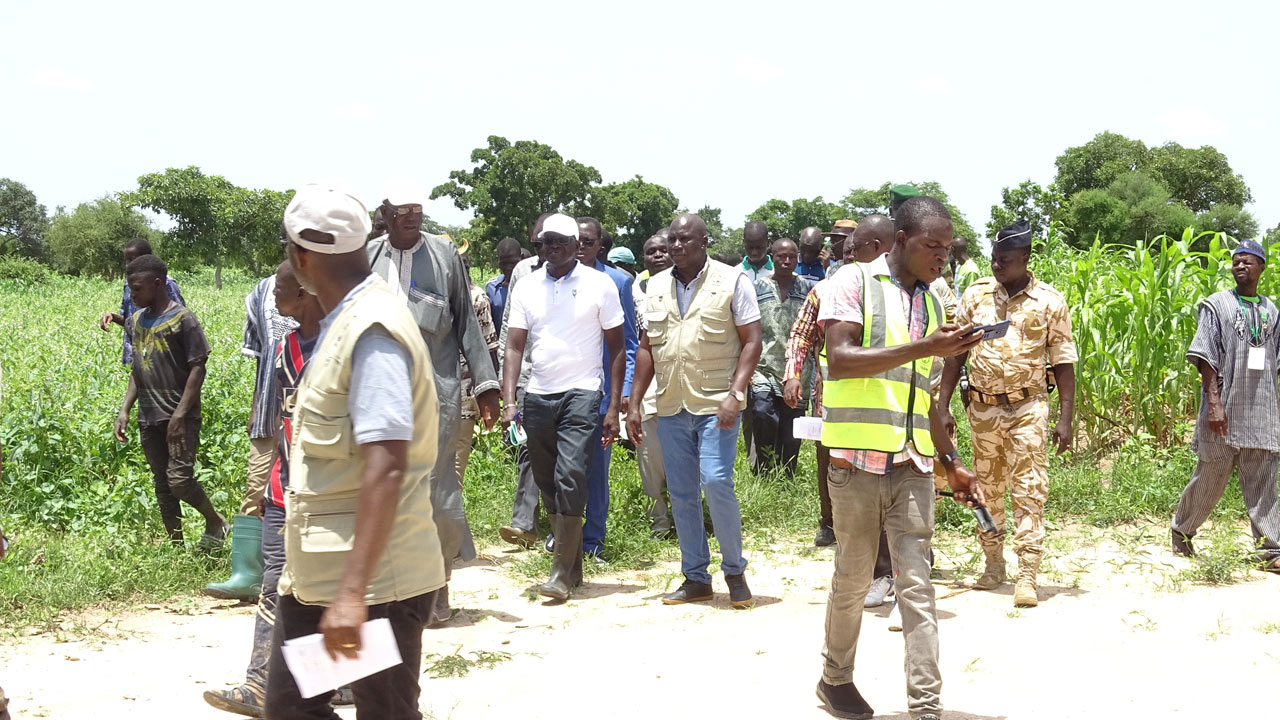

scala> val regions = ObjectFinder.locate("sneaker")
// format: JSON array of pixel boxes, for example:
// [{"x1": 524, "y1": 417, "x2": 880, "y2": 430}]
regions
[
  {"x1": 661, "y1": 577, "x2": 714, "y2": 605},
  {"x1": 864, "y1": 575, "x2": 894, "y2": 607},
  {"x1": 543, "y1": 533, "x2": 555, "y2": 554},
  {"x1": 725, "y1": 572, "x2": 754, "y2": 608},
  {"x1": 887, "y1": 600, "x2": 902, "y2": 632},
  {"x1": 815, "y1": 525, "x2": 836, "y2": 547},
  {"x1": 499, "y1": 525, "x2": 538, "y2": 549},
  {"x1": 815, "y1": 680, "x2": 874, "y2": 719}
]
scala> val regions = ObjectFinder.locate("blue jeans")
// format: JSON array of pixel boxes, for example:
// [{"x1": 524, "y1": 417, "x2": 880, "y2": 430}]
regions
[
  {"x1": 583, "y1": 399, "x2": 611, "y2": 554},
  {"x1": 656, "y1": 410, "x2": 747, "y2": 584}
]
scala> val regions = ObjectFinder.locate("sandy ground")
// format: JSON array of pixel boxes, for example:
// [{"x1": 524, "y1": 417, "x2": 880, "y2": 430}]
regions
[{"x1": 3, "y1": 522, "x2": 1278, "y2": 720}]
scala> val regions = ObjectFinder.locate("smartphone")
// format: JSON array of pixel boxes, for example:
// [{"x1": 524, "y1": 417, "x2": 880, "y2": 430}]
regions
[{"x1": 968, "y1": 320, "x2": 1011, "y2": 341}]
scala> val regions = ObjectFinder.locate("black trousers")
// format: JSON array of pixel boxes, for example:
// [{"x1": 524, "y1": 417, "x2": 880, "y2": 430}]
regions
[
  {"x1": 138, "y1": 417, "x2": 212, "y2": 541},
  {"x1": 750, "y1": 389, "x2": 803, "y2": 476},
  {"x1": 263, "y1": 590, "x2": 438, "y2": 720},
  {"x1": 522, "y1": 389, "x2": 602, "y2": 517}
]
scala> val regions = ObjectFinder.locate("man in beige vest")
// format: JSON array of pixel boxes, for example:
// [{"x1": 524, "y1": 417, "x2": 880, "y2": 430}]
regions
[
  {"x1": 628, "y1": 213, "x2": 763, "y2": 608},
  {"x1": 265, "y1": 183, "x2": 445, "y2": 720}
]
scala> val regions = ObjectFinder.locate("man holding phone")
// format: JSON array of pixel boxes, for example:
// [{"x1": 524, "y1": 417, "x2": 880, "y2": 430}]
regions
[{"x1": 939, "y1": 220, "x2": 1077, "y2": 609}]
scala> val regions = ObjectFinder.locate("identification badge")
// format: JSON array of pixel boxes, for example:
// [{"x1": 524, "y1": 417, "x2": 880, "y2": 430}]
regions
[{"x1": 1248, "y1": 346, "x2": 1266, "y2": 371}]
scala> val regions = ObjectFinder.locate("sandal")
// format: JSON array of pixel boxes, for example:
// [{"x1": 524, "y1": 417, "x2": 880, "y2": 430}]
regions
[{"x1": 202, "y1": 685, "x2": 263, "y2": 717}]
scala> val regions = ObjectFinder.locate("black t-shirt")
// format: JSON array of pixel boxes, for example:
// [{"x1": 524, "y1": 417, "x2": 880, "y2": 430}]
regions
[{"x1": 125, "y1": 303, "x2": 211, "y2": 425}]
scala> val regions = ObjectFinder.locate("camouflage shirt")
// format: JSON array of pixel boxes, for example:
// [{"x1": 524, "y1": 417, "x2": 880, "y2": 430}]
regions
[
  {"x1": 459, "y1": 282, "x2": 499, "y2": 418},
  {"x1": 956, "y1": 274, "x2": 1077, "y2": 395},
  {"x1": 752, "y1": 274, "x2": 816, "y2": 396}
]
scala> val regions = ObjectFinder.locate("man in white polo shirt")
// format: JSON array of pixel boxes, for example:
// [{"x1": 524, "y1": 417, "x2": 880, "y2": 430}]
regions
[{"x1": 501, "y1": 213, "x2": 626, "y2": 601}]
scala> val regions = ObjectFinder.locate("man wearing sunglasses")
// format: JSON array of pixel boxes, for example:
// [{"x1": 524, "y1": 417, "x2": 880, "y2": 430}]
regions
[{"x1": 367, "y1": 182, "x2": 501, "y2": 627}]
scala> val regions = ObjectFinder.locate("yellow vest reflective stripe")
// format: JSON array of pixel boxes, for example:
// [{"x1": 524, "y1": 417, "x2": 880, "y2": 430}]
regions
[{"x1": 820, "y1": 264, "x2": 941, "y2": 454}]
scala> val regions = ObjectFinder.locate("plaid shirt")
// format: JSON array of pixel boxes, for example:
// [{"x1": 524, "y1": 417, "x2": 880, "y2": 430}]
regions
[
  {"x1": 459, "y1": 282, "x2": 499, "y2": 419},
  {"x1": 785, "y1": 280, "x2": 827, "y2": 413}
]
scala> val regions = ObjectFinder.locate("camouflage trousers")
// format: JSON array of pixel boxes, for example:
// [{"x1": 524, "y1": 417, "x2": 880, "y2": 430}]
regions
[{"x1": 967, "y1": 394, "x2": 1049, "y2": 558}]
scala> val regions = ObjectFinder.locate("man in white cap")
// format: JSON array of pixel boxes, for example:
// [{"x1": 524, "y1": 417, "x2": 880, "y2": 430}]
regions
[
  {"x1": 367, "y1": 182, "x2": 500, "y2": 626},
  {"x1": 265, "y1": 182, "x2": 445, "y2": 720},
  {"x1": 501, "y1": 213, "x2": 626, "y2": 600}
]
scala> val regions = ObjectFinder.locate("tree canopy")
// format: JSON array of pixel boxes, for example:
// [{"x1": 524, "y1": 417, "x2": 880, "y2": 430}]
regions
[
  {"x1": 44, "y1": 195, "x2": 162, "y2": 277},
  {"x1": 126, "y1": 166, "x2": 291, "y2": 287},
  {"x1": 839, "y1": 181, "x2": 978, "y2": 244},
  {"x1": 0, "y1": 179, "x2": 50, "y2": 259}
]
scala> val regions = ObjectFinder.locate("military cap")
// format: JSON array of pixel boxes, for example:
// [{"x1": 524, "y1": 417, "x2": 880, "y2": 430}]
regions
[
  {"x1": 889, "y1": 184, "x2": 922, "y2": 208},
  {"x1": 822, "y1": 219, "x2": 858, "y2": 238},
  {"x1": 993, "y1": 220, "x2": 1033, "y2": 252}
]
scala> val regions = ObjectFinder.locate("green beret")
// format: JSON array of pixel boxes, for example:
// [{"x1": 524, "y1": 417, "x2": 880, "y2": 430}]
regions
[{"x1": 889, "y1": 184, "x2": 921, "y2": 207}]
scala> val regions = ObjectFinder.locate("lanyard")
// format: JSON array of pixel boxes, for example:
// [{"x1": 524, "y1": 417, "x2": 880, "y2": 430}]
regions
[{"x1": 1234, "y1": 291, "x2": 1268, "y2": 343}]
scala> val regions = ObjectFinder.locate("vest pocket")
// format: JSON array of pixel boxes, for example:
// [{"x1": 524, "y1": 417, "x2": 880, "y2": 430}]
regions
[
  {"x1": 645, "y1": 312, "x2": 668, "y2": 345},
  {"x1": 298, "y1": 391, "x2": 354, "y2": 460},
  {"x1": 409, "y1": 286, "x2": 450, "y2": 336},
  {"x1": 300, "y1": 511, "x2": 356, "y2": 553}
]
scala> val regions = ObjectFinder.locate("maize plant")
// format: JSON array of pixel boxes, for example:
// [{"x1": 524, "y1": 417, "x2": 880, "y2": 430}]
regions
[{"x1": 1032, "y1": 226, "x2": 1275, "y2": 448}]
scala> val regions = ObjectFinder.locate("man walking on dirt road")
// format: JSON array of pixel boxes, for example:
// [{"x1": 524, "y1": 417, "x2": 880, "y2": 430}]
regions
[
  {"x1": 367, "y1": 181, "x2": 501, "y2": 626},
  {"x1": 265, "y1": 182, "x2": 445, "y2": 720},
  {"x1": 1172, "y1": 239, "x2": 1280, "y2": 572},
  {"x1": 939, "y1": 219, "x2": 1078, "y2": 609},
  {"x1": 815, "y1": 196, "x2": 983, "y2": 720}
]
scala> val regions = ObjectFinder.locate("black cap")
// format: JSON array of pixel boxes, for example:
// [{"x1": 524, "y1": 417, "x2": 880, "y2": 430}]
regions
[{"x1": 993, "y1": 220, "x2": 1032, "y2": 252}]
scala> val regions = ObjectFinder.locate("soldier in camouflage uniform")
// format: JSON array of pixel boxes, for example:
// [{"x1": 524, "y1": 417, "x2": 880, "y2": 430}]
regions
[{"x1": 940, "y1": 220, "x2": 1077, "y2": 608}]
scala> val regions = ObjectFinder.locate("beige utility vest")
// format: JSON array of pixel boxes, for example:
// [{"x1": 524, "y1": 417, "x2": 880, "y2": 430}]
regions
[
  {"x1": 645, "y1": 260, "x2": 745, "y2": 417},
  {"x1": 278, "y1": 277, "x2": 445, "y2": 606}
]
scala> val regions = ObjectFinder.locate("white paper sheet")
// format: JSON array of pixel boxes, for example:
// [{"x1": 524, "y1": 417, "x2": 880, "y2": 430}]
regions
[
  {"x1": 793, "y1": 416, "x2": 823, "y2": 441},
  {"x1": 281, "y1": 617, "x2": 403, "y2": 699}
]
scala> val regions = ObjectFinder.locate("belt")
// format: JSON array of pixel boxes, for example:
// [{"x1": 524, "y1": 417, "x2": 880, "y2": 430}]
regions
[{"x1": 967, "y1": 386, "x2": 1042, "y2": 407}]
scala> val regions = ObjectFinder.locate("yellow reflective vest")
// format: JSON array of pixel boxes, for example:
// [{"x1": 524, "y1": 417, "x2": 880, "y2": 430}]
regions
[{"x1": 820, "y1": 262, "x2": 942, "y2": 454}]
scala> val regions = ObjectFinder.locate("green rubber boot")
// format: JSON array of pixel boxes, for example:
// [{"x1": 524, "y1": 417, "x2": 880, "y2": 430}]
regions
[{"x1": 203, "y1": 514, "x2": 264, "y2": 602}]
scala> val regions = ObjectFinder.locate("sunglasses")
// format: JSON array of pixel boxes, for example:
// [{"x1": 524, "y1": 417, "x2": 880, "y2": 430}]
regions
[
  {"x1": 389, "y1": 204, "x2": 423, "y2": 217},
  {"x1": 540, "y1": 233, "x2": 576, "y2": 246}
]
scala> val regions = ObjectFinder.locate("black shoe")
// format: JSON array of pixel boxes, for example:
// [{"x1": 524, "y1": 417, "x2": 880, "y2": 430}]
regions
[
  {"x1": 544, "y1": 532, "x2": 555, "y2": 554},
  {"x1": 815, "y1": 525, "x2": 836, "y2": 547},
  {"x1": 725, "y1": 572, "x2": 754, "y2": 608},
  {"x1": 650, "y1": 527, "x2": 676, "y2": 541},
  {"x1": 815, "y1": 680, "x2": 874, "y2": 720},
  {"x1": 331, "y1": 685, "x2": 354, "y2": 707},
  {"x1": 1171, "y1": 528, "x2": 1195, "y2": 557},
  {"x1": 661, "y1": 578, "x2": 714, "y2": 605},
  {"x1": 202, "y1": 686, "x2": 263, "y2": 717}
]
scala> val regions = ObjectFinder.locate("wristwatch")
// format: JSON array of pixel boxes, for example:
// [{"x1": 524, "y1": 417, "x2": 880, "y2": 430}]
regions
[
  {"x1": 940, "y1": 451, "x2": 960, "y2": 468},
  {"x1": 730, "y1": 389, "x2": 746, "y2": 403}
]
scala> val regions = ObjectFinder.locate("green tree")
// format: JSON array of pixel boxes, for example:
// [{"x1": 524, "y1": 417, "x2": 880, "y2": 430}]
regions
[
  {"x1": 1065, "y1": 171, "x2": 1195, "y2": 247},
  {"x1": 839, "y1": 181, "x2": 978, "y2": 243},
  {"x1": 747, "y1": 196, "x2": 843, "y2": 240},
  {"x1": 126, "y1": 166, "x2": 291, "y2": 288},
  {"x1": 0, "y1": 178, "x2": 51, "y2": 259},
  {"x1": 1194, "y1": 204, "x2": 1259, "y2": 240},
  {"x1": 1148, "y1": 142, "x2": 1252, "y2": 212},
  {"x1": 694, "y1": 205, "x2": 724, "y2": 241},
  {"x1": 431, "y1": 136, "x2": 601, "y2": 250},
  {"x1": 1053, "y1": 131, "x2": 1150, "y2": 198},
  {"x1": 987, "y1": 181, "x2": 1064, "y2": 241},
  {"x1": 44, "y1": 195, "x2": 162, "y2": 277},
  {"x1": 584, "y1": 175, "x2": 679, "y2": 251}
]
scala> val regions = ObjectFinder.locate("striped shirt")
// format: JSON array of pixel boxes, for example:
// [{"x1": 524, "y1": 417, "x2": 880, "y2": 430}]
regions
[
  {"x1": 242, "y1": 276, "x2": 298, "y2": 438},
  {"x1": 267, "y1": 329, "x2": 315, "y2": 508}
]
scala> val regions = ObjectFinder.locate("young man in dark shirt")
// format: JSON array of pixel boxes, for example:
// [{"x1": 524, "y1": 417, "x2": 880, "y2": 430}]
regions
[{"x1": 113, "y1": 254, "x2": 225, "y2": 547}]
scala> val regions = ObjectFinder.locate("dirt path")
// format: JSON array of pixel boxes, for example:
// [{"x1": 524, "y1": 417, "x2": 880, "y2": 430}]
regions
[{"x1": 3, "y1": 523, "x2": 1277, "y2": 719}]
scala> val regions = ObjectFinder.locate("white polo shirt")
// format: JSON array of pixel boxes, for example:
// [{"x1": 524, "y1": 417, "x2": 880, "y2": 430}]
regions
[{"x1": 508, "y1": 261, "x2": 625, "y2": 395}]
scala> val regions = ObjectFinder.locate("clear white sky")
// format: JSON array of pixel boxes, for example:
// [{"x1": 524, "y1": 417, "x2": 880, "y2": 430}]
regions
[{"x1": 3, "y1": 0, "x2": 1277, "y2": 240}]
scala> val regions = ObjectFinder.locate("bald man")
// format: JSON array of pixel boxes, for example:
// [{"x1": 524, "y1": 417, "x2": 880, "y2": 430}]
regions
[
  {"x1": 797, "y1": 226, "x2": 827, "y2": 281},
  {"x1": 628, "y1": 213, "x2": 764, "y2": 607}
]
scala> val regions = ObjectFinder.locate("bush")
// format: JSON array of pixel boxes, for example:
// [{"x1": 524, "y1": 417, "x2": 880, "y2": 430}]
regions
[{"x1": 0, "y1": 255, "x2": 52, "y2": 285}]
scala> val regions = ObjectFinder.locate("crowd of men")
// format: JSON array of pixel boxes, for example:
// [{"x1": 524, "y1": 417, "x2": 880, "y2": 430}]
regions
[{"x1": 82, "y1": 180, "x2": 1280, "y2": 720}]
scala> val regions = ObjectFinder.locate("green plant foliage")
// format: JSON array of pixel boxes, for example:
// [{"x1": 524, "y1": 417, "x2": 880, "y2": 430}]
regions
[
  {"x1": 0, "y1": 178, "x2": 50, "y2": 259},
  {"x1": 0, "y1": 255, "x2": 53, "y2": 285},
  {"x1": 43, "y1": 195, "x2": 162, "y2": 277}
]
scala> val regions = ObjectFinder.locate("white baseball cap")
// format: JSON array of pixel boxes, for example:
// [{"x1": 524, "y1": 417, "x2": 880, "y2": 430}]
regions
[
  {"x1": 284, "y1": 182, "x2": 372, "y2": 254},
  {"x1": 380, "y1": 177, "x2": 429, "y2": 207},
  {"x1": 537, "y1": 213, "x2": 579, "y2": 241}
]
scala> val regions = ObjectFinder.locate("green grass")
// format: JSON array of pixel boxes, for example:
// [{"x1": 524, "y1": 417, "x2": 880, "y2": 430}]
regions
[{"x1": 0, "y1": 269, "x2": 1266, "y2": 630}]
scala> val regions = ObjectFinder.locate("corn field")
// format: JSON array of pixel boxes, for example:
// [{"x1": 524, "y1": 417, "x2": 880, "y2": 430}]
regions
[{"x1": 1030, "y1": 226, "x2": 1276, "y2": 449}]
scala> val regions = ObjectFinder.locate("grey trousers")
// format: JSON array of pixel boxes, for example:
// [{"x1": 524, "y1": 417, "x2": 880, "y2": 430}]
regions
[
  {"x1": 821, "y1": 462, "x2": 941, "y2": 716},
  {"x1": 1174, "y1": 441, "x2": 1280, "y2": 561},
  {"x1": 638, "y1": 416, "x2": 673, "y2": 533}
]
